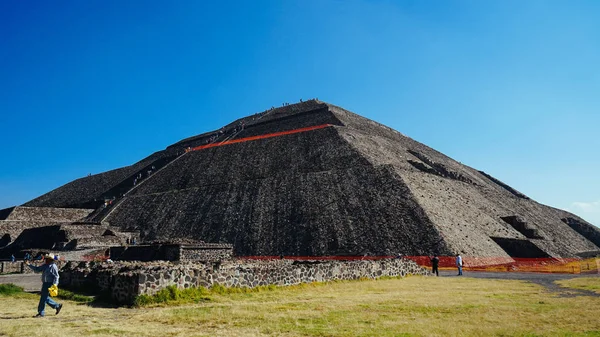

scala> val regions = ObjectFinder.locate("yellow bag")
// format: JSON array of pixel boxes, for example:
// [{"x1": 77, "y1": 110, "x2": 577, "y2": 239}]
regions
[{"x1": 48, "y1": 284, "x2": 58, "y2": 297}]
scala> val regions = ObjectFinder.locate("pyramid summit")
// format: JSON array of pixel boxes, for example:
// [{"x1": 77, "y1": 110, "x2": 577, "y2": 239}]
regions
[{"x1": 3, "y1": 100, "x2": 599, "y2": 260}]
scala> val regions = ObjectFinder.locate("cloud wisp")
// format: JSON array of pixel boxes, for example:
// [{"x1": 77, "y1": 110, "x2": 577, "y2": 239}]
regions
[
  {"x1": 571, "y1": 200, "x2": 600, "y2": 213},
  {"x1": 569, "y1": 200, "x2": 600, "y2": 227}
]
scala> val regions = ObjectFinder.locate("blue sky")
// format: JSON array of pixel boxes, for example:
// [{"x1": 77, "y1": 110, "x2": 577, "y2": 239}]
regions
[{"x1": 1, "y1": 1, "x2": 598, "y2": 226}]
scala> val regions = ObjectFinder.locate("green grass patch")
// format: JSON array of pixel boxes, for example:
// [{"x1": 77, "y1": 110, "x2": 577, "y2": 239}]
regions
[
  {"x1": 0, "y1": 283, "x2": 24, "y2": 295},
  {"x1": 0, "y1": 283, "x2": 37, "y2": 300},
  {"x1": 134, "y1": 283, "x2": 282, "y2": 307},
  {"x1": 0, "y1": 283, "x2": 96, "y2": 303},
  {"x1": 134, "y1": 285, "x2": 211, "y2": 306},
  {"x1": 134, "y1": 278, "x2": 407, "y2": 307},
  {"x1": 555, "y1": 277, "x2": 600, "y2": 294}
]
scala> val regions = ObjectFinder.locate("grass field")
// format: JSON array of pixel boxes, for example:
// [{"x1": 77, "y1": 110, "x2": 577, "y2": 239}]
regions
[
  {"x1": 555, "y1": 277, "x2": 600, "y2": 295},
  {"x1": 1, "y1": 276, "x2": 599, "y2": 337}
]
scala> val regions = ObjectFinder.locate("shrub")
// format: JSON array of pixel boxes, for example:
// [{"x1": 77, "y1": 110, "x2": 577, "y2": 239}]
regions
[
  {"x1": 133, "y1": 294, "x2": 153, "y2": 307},
  {"x1": 210, "y1": 283, "x2": 227, "y2": 295}
]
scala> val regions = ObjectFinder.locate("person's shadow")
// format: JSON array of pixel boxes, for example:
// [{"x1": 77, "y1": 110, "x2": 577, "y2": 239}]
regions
[{"x1": 0, "y1": 314, "x2": 33, "y2": 319}]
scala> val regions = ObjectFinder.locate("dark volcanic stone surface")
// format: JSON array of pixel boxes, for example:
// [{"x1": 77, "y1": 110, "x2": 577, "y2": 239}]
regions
[
  {"x1": 109, "y1": 164, "x2": 449, "y2": 256},
  {"x1": 23, "y1": 149, "x2": 178, "y2": 208}
]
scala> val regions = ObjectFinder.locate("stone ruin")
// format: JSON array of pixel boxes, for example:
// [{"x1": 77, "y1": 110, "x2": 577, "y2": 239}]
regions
[
  {"x1": 60, "y1": 257, "x2": 429, "y2": 305},
  {"x1": 109, "y1": 242, "x2": 233, "y2": 262},
  {"x1": 0, "y1": 206, "x2": 136, "y2": 261},
  {"x1": 1, "y1": 99, "x2": 600, "y2": 264}
]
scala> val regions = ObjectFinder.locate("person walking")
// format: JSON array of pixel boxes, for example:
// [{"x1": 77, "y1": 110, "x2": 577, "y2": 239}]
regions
[
  {"x1": 430, "y1": 255, "x2": 440, "y2": 276},
  {"x1": 456, "y1": 254, "x2": 463, "y2": 276},
  {"x1": 26, "y1": 255, "x2": 63, "y2": 317}
]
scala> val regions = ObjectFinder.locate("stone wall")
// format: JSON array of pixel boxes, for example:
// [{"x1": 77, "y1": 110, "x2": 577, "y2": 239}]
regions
[
  {"x1": 0, "y1": 261, "x2": 35, "y2": 274},
  {"x1": 71, "y1": 236, "x2": 124, "y2": 250},
  {"x1": 0, "y1": 261, "x2": 24, "y2": 274},
  {"x1": 110, "y1": 245, "x2": 180, "y2": 262},
  {"x1": 180, "y1": 244, "x2": 233, "y2": 262},
  {"x1": 110, "y1": 244, "x2": 233, "y2": 262},
  {"x1": 60, "y1": 258, "x2": 429, "y2": 305}
]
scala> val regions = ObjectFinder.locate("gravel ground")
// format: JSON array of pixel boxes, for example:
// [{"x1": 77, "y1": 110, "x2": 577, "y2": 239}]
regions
[
  {"x1": 437, "y1": 270, "x2": 600, "y2": 297},
  {"x1": 0, "y1": 274, "x2": 41, "y2": 292}
]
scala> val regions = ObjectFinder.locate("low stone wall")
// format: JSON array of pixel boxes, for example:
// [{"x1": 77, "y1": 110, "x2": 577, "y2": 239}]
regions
[
  {"x1": 109, "y1": 245, "x2": 180, "y2": 262},
  {"x1": 180, "y1": 244, "x2": 233, "y2": 262},
  {"x1": 0, "y1": 261, "x2": 35, "y2": 274},
  {"x1": 61, "y1": 224, "x2": 107, "y2": 239},
  {"x1": 73, "y1": 236, "x2": 123, "y2": 249},
  {"x1": 60, "y1": 258, "x2": 429, "y2": 305},
  {"x1": 0, "y1": 261, "x2": 24, "y2": 274},
  {"x1": 110, "y1": 243, "x2": 233, "y2": 262}
]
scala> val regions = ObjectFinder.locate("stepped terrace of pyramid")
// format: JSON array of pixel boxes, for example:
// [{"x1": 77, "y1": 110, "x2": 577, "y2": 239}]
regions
[{"x1": 2, "y1": 100, "x2": 599, "y2": 263}]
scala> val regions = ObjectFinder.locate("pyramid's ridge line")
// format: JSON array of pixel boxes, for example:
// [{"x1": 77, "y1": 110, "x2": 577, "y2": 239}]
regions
[
  {"x1": 325, "y1": 103, "x2": 493, "y2": 192},
  {"x1": 323, "y1": 102, "x2": 409, "y2": 139},
  {"x1": 168, "y1": 99, "x2": 329, "y2": 149}
]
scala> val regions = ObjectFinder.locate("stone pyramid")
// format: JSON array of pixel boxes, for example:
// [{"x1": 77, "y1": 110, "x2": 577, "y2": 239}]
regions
[{"x1": 13, "y1": 100, "x2": 600, "y2": 259}]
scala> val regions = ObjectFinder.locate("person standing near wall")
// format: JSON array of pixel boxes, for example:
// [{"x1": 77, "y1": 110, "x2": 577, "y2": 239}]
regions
[
  {"x1": 430, "y1": 255, "x2": 439, "y2": 276},
  {"x1": 456, "y1": 254, "x2": 463, "y2": 276},
  {"x1": 26, "y1": 255, "x2": 63, "y2": 317}
]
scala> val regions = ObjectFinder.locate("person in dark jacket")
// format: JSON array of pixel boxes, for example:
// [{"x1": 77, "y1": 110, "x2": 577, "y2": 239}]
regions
[
  {"x1": 26, "y1": 255, "x2": 63, "y2": 317},
  {"x1": 430, "y1": 255, "x2": 440, "y2": 276}
]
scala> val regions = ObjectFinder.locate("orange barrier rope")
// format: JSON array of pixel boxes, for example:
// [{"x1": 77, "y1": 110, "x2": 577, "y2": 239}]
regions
[
  {"x1": 191, "y1": 124, "x2": 334, "y2": 151},
  {"x1": 242, "y1": 255, "x2": 396, "y2": 261},
  {"x1": 240, "y1": 256, "x2": 600, "y2": 274}
]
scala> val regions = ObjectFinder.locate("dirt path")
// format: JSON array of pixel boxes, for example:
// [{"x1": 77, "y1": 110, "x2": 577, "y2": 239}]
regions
[
  {"x1": 438, "y1": 270, "x2": 600, "y2": 297},
  {"x1": 0, "y1": 274, "x2": 41, "y2": 292}
]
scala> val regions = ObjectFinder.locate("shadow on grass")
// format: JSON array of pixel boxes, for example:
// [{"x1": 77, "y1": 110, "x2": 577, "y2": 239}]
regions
[
  {"x1": 58, "y1": 288, "x2": 120, "y2": 308},
  {"x1": 2, "y1": 283, "x2": 120, "y2": 309},
  {"x1": 0, "y1": 314, "x2": 33, "y2": 319}
]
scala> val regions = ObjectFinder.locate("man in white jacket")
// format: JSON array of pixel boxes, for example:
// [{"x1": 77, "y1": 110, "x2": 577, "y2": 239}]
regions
[{"x1": 456, "y1": 254, "x2": 463, "y2": 276}]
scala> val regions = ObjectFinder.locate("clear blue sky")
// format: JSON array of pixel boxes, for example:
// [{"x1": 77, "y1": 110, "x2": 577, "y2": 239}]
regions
[{"x1": 1, "y1": 1, "x2": 598, "y2": 226}]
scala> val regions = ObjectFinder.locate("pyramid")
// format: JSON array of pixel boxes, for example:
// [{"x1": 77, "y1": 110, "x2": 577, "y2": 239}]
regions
[{"x1": 8, "y1": 100, "x2": 600, "y2": 260}]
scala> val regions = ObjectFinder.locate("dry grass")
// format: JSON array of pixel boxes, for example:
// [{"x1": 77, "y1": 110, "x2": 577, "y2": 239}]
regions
[
  {"x1": 1, "y1": 276, "x2": 600, "y2": 337},
  {"x1": 556, "y1": 277, "x2": 600, "y2": 294}
]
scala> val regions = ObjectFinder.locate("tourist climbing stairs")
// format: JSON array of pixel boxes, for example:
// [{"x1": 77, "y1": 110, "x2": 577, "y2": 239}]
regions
[{"x1": 85, "y1": 154, "x2": 181, "y2": 223}]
